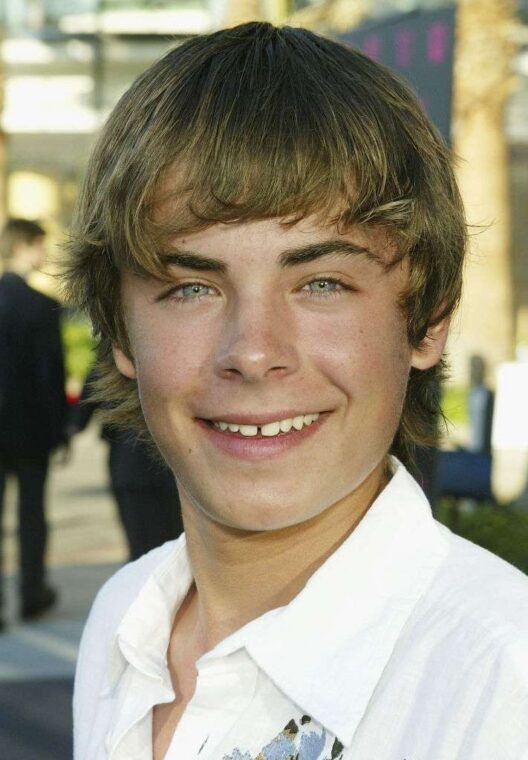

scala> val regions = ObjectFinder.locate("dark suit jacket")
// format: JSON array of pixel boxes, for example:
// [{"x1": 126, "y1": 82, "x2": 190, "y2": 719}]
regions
[
  {"x1": 0, "y1": 272, "x2": 67, "y2": 456},
  {"x1": 69, "y1": 366, "x2": 177, "y2": 492}
]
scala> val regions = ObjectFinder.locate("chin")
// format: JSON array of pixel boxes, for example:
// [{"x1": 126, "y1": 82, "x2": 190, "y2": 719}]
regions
[{"x1": 209, "y1": 493, "x2": 327, "y2": 533}]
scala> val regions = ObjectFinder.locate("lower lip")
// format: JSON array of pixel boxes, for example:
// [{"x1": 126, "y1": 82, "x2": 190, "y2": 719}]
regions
[{"x1": 196, "y1": 415, "x2": 329, "y2": 460}]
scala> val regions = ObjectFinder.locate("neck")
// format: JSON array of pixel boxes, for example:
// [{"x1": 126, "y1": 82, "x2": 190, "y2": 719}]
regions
[
  {"x1": 6, "y1": 259, "x2": 33, "y2": 279},
  {"x1": 181, "y1": 460, "x2": 389, "y2": 655}
]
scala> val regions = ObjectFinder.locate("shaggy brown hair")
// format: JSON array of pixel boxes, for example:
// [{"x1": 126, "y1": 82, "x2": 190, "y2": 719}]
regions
[{"x1": 62, "y1": 21, "x2": 466, "y2": 466}]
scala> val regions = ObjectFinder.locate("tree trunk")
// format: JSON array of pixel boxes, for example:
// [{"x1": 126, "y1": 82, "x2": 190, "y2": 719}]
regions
[
  {"x1": 287, "y1": 0, "x2": 368, "y2": 33},
  {"x1": 0, "y1": 23, "x2": 7, "y2": 229},
  {"x1": 451, "y1": 0, "x2": 518, "y2": 384},
  {"x1": 226, "y1": 0, "x2": 265, "y2": 26}
]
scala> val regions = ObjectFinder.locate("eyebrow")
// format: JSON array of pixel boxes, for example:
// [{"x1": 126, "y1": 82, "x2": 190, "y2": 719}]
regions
[
  {"x1": 278, "y1": 240, "x2": 384, "y2": 268},
  {"x1": 160, "y1": 250, "x2": 228, "y2": 274},
  {"x1": 160, "y1": 239, "x2": 384, "y2": 274}
]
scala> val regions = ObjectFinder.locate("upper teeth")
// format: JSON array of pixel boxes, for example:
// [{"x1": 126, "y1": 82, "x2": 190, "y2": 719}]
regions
[{"x1": 213, "y1": 413, "x2": 320, "y2": 437}]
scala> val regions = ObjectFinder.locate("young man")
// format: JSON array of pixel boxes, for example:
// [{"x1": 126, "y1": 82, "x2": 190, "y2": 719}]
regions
[
  {"x1": 64, "y1": 22, "x2": 528, "y2": 760},
  {"x1": 0, "y1": 219, "x2": 65, "y2": 627}
]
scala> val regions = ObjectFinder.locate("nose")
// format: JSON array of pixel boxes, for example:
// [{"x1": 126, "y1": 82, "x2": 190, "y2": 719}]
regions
[{"x1": 214, "y1": 293, "x2": 300, "y2": 383}]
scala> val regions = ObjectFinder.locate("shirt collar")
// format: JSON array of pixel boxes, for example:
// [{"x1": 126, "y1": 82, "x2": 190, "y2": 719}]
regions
[
  {"x1": 102, "y1": 459, "x2": 449, "y2": 749},
  {"x1": 103, "y1": 534, "x2": 193, "y2": 695},
  {"x1": 243, "y1": 459, "x2": 449, "y2": 746}
]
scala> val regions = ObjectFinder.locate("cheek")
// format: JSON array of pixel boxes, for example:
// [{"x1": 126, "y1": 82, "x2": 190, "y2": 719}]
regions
[
  {"x1": 300, "y1": 304, "x2": 411, "y2": 395},
  {"x1": 129, "y1": 316, "x2": 209, "y2": 412}
]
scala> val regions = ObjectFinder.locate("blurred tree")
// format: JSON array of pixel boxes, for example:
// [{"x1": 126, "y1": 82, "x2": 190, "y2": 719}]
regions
[
  {"x1": 227, "y1": 0, "x2": 266, "y2": 25},
  {"x1": 451, "y1": 0, "x2": 518, "y2": 381},
  {"x1": 0, "y1": 21, "x2": 6, "y2": 229},
  {"x1": 226, "y1": 0, "x2": 368, "y2": 28},
  {"x1": 288, "y1": 0, "x2": 368, "y2": 32}
]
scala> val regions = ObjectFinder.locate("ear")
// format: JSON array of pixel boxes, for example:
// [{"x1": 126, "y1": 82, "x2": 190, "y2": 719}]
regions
[
  {"x1": 112, "y1": 343, "x2": 136, "y2": 380},
  {"x1": 411, "y1": 317, "x2": 450, "y2": 370}
]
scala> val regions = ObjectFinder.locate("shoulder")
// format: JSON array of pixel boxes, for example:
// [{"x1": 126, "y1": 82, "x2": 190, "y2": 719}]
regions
[
  {"x1": 0, "y1": 274, "x2": 59, "y2": 317},
  {"x1": 30, "y1": 288, "x2": 61, "y2": 321},
  {"x1": 410, "y1": 524, "x2": 528, "y2": 678},
  {"x1": 393, "y1": 529, "x2": 528, "y2": 754},
  {"x1": 0, "y1": 272, "x2": 24, "y2": 301},
  {"x1": 435, "y1": 524, "x2": 528, "y2": 625}
]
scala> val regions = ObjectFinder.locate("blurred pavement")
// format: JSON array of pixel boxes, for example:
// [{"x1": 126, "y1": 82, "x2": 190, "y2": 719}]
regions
[{"x1": 0, "y1": 425, "x2": 127, "y2": 758}]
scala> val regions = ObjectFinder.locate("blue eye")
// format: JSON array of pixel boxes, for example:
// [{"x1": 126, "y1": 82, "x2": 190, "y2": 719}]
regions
[
  {"x1": 176, "y1": 283, "x2": 211, "y2": 299},
  {"x1": 304, "y1": 279, "x2": 342, "y2": 296},
  {"x1": 156, "y1": 282, "x2": 216, "y2": 304}
]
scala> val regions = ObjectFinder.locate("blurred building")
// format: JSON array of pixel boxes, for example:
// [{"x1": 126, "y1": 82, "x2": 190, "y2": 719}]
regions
[{"x1": 0, "y1": 0, "x2": 221, "y2": 227}]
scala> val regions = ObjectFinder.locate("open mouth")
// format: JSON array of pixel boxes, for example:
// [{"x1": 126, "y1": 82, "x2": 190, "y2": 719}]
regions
[{"x1": 203, "y1": 413, "x2": 321, "y2": 438}]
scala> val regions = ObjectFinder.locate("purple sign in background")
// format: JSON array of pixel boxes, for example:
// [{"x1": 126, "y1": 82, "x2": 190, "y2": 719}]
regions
[{"x1": 341, "y1": 8, "x2": 456, "y2": 143}]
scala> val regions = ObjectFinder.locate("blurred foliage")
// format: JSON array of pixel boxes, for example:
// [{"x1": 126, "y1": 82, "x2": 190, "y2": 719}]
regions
[
  {"x1": 61, "y1": 312, "x2": 96, "y2": 381},
  {"x1": 441, "y1": 384, "x2": 469, "y2": 427},
  {"x1": 437, "y1": 500, "x2": 528, "y2": 574}
]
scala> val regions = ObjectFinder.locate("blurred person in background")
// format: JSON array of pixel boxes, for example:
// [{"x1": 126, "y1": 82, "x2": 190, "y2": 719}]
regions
[
  {"x1": 468, "y1": 354, "x2": 494, "y2": 456},
  {"x1": 68, "y1": 361, "x2": 183, "y2": 561},
  {"x1": 0, "y1": 218, "x2": 67, "y2": 629}
]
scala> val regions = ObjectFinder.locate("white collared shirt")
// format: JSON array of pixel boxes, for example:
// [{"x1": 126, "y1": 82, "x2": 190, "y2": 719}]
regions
[{"x1": 74, "y1": 460, "x2": 528, "y2": 760}]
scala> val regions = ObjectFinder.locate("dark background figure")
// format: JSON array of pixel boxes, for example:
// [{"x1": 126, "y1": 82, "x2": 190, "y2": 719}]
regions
[
  {"x1": 467, "y1": 354, "x2": 494, "y2": 456},
  {"x1": 438, "y1": 354, "x2": 495, "y2": 511},
  {"x1": 411, "y1": 374, "x2": 442, "y2": 514},
  {"x1": 413, "y1": 444, "x2": 440, "y2": 513},
  {"x1": 68, "y1": 366, "x2": 183, "y2": 561},
  {"x1": 0, "y1": 218, "x2": 67, "y2": 629}
]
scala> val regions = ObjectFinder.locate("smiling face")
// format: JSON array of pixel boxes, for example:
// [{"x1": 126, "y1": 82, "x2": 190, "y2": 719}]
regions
[{"x1": 114, "y1": 216, "x2": 447, "y2": 532}]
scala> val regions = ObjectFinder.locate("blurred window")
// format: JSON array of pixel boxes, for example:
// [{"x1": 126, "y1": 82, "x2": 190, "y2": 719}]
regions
[
  {"x1": 292, "y1": 0, "x2": 455, "y2": 17},
  {"x1": 1, "y1": 0, "x2": 207, "y2": 33}
]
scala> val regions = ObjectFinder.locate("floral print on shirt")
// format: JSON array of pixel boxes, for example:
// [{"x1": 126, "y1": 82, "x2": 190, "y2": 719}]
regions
[{"x1": 223, "y1": 716, "x2": 344, "y2": 760}]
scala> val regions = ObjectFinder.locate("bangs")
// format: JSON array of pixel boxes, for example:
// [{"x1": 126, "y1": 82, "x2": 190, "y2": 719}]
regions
[{"x1": 101, "y1": 24, "x2": 435, "y2": 280}]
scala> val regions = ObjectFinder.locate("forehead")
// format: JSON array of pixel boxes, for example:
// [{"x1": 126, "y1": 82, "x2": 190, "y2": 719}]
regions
[
  {"x1": 162, "y1": 216, "x2": 402, "y2": 277},
  {"x1": 150, "y1": 161, "x2": 381, "y2": 259},
  {"x1": 173, "y1": 216, "x2": 379, "y2": 248}
]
